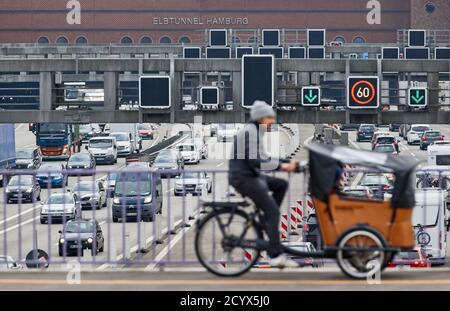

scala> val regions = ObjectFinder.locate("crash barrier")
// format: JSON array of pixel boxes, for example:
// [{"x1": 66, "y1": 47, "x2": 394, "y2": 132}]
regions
[
  {"x1": 137, "y1": 131, "x2": 189, "y2": 165},
  {"x1": 314, "y1": 124, "x2": 349, "y2": 146},
  {"x1": 1, "y1": 165, "x2": 449, "y2": 270}
]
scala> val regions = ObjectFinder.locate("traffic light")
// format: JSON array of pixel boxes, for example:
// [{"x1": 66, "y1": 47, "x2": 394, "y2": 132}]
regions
[
  {"x1": 347, "y1": 76, "x2": 379, "y2": 109},
  {"x1": 408, "y1": 87, "x2": 428, "y2": 107},
  {"x1": 301, "y1": 87, "x2": 321, "y2": 106}
]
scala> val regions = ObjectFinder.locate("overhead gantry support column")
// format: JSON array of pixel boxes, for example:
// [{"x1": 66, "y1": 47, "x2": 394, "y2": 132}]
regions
[{"x1": 39, "y1": 72, "x2": 55, "y2": 114}]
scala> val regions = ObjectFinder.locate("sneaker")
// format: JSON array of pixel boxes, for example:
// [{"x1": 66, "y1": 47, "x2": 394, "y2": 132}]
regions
[{"x1": 268, "y1": 254, "x2": 298, "y2": 268}]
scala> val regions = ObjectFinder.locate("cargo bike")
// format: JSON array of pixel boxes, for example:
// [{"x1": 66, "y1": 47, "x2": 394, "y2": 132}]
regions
[{"x1": 195, "y1": 143, "x2": 419, "y2": 279}]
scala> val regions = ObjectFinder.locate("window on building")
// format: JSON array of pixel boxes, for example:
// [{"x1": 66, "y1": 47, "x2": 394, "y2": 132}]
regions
[
  {"x1": 352, "y1": 36, "x2": 366, "y2": 44},
  {"x1": 56, "y1": 36, "x2": 69, "y2": 44},
  {"x1": 140, "y1": 36, "x2": 152, "y2": 44},
  {"x1": 75, "y1": 36, "x2": 88, "y2": 44},
  {"x1": 425, "y1": 2, "x2": 436, "y2": 14},
  {"x1": 179, "y1": 36, "x2": 191, "y2": 44},
  {"x1": 160, "y1": 36, "x2": 172, "y2": 44},
  {"x1": 334, "y1": 36, "x2": 346, "y2": 44},
  {"x1": 37, "y1": 36, "x2": 49, "y2": 44},
  {"x1": 120, "y1": 36, "x2": 133, "y2": 44}
]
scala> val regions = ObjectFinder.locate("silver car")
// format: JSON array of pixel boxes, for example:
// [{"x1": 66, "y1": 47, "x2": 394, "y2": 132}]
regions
[
  {"x1": 72, "y1": 180, "x2": 107, "y2": 210},
  {"x1": 174, "y1": 171, "x2": 212, "y2": 196},
  {"x1": 40, "y1": 192, "x2": 81, "y2": 224}
]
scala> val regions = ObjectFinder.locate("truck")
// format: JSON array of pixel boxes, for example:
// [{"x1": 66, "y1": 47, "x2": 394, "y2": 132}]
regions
[
  {"x1": 0, "y1": 124, "x2": 15, "y2": 187},
  {"x1": 31, "y1": 123, "x2": 82, "y2": 160},
  {"x1": 109, "y1": 124, "x2": 142, "y2": 155}
]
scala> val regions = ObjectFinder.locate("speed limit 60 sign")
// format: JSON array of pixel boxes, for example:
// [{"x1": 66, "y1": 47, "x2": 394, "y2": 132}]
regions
[{"x1": 347, "y1": 76, "x2": 379, "y2": 109}]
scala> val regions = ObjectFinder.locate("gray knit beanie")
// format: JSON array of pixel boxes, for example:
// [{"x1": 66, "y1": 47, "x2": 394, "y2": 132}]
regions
[{"x1": 250, "y1": 100, "x2": 276, "y2": 121}]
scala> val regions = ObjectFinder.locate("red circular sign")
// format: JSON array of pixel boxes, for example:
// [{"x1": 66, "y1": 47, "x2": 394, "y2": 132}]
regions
[{"x1": 351, "y1": 80, "x2": 376, "y2": 105}]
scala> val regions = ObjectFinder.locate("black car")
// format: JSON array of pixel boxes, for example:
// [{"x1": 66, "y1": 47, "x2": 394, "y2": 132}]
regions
[
  {"x1": 6, "y1": 175, "x2": 41, "y2": 203},
  {"x1": 303, "y1": 213, "x2": 322, "y2": 249},
  {"x1": 389, "y1": 124, "x2": 401, "y2": 132},
  {"x1": 66, "y1": 152, "x2": 96, "y2": 176},
  {"x1": 340, "y1": 124, "x2": 360, "y2": 131},
  {"x1": 58, "y1": 219, "x2": 104, "y2": 256},
  {"x1": 356, "y1": 124, "x2": 376, "y2": 142},
  {"x1": 14, "y1": 147, "x2": 42, "y2": 169},
  {"x1": 152, "y1": 149, "x2": 184, "y2": 178},
  {"x1": 112, "y1": 170, "x2": 163, "y2": 222}
]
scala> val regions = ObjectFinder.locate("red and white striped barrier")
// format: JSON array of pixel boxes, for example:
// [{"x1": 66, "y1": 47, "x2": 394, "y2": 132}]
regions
[
  {"x1": 297, "y1": 195, "x2": 315, "y2": 217},
  {"x1": 280, "y1": 213, "x2": 297, "y2": 240},
  {"x1": 290, "y1": 206, "x2": 303, "y2": 226}
]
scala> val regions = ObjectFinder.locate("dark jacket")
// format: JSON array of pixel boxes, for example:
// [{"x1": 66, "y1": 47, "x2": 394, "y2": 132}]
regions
[{"x1": 229, "y1": 122, "x2": 288, "y2": 186}]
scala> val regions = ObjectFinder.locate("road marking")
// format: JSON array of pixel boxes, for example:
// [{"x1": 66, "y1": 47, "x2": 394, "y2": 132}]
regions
[
  {"x1": 164, "y1": 188, "x2": 174, "y2": 194},
  {"x1": 144, "y1": 213, "x2": 198, "y2": 271},
  {"x1": 216, "y1": 162, "x2": 224, "y2": 168},
  {"x1": 0, "y1": 205, "x2": 41, "y2": 226},
  {"x1": 96, "y1": 219, "x2": 184, "y2": 270},
  {"x1": 0, "y1": 216, "x2": 39, "y2": 235}
]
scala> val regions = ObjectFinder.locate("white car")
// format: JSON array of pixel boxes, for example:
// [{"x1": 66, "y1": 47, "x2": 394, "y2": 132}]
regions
[
  {"x1": 188, "y1": 138, "x2": 208, "y2": 160},
  {"x1": 177, "y1": 143, "x2": 200, "y2": 164},
  {"x1": 174, "y1": 171, "x2": 212, "y2": 196},
  {"x1": 40, "y1": 192, "x2": 81, "y2": 224},
  {"x1": 109, "y1": 132, "x2": 135, "y2": 156},
  {"x1": 407, "y1": 124, "x2": 432, "y2": 145}
]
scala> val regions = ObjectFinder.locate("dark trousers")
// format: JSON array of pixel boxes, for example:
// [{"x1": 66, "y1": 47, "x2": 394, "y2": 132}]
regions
[{"x1": 232, "y1": 175, "x2": 288, "y2": 257}]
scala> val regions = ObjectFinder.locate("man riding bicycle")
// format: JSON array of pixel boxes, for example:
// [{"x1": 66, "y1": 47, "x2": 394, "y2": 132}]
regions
[{"x1": 229, "y1": 100, "x2": 299, "y2": 268}]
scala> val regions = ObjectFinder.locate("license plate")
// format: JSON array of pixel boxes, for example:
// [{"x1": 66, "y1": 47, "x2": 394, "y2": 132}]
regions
[
  {"x1": 97, "y1": 157, "x2": 104, "y2": 161},
  {"x1": 127, "y1": 213, "x2": 137, "y2": 216},
  {"x1": 70, "y1": 245, "x2": 81, "y2": 249}
]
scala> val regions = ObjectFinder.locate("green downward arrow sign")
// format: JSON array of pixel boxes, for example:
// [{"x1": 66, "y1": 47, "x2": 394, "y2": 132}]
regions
[
  {"x1": 305, "y1": 89, "x2": 318, "y2": 103},
  {"x1": 411, "y1": 90, "x2": 425, "y2": 104}
]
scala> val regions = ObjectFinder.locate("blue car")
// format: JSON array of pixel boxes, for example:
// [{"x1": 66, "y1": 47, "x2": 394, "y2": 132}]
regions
[{"x1": 36, "y1": 162, "x2": 67, "y2": 188}]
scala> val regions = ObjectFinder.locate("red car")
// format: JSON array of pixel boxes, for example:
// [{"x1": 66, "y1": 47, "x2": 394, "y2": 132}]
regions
[
  {"x1": 137, "y1": 124, "x2": 154, "y2": 140},
  {"x1": 387, "y1": 247, "x2": 431, "y2": 268}
]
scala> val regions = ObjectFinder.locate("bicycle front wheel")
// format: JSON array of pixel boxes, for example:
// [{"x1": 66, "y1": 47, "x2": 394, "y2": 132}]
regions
[{"x1": 195, "y1": 209, "x2": 263, "y2": 277}]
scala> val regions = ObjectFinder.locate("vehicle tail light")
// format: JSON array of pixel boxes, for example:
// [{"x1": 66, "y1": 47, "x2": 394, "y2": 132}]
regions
[
  {"x1": 411, "y1": 261, "x2": 426, "y2": 268},
  {"x1": 383, "y1": 185, "x2": 389, "y2": 191},
  {"x1": 303, "y1": 224, "x2": 310, "y2": 232},
  {"x1": 422, "y1": 136, "x2": 427, "y2": 141}
]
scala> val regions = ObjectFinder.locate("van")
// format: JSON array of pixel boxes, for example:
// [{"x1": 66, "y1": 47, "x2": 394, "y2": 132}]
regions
[
  {"x1": 413, "y1": 189, "x2": 448, "y2": 265},
  {"x1": 112, "y1": 170, "x2": 163, "y2": 222},
  {"x1": 109, "y1": 132, "x2": 135, "y2": 156},
  {"x1": 109, "y1": 124, "x2": 142, "y2": 153},
  {"x1": 86, "y1": 137, "x2": 117, "y2": 165},
  {"x1": 428, "y1": 141, "x2": 450, "y2": 166}
]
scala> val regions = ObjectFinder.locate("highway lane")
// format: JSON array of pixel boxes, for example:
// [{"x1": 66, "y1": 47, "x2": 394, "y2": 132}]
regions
[
  {"x1": 0, "y1": 124, "x2": 183, "y2": 267},
  {"x1": 139, "y1": 124, "x2": 314, "y2": 270}
]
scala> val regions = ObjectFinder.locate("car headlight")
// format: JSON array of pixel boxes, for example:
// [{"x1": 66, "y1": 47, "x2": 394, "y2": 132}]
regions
[
  {"x1": 25, "y1": 188, "x2": 33, "y2": 193},
  {"x1": 41, "y1": 208, "x2": 48, "y2": 213},
  {"x1": 64, "y1": 208, "x2": 74, "y2": 213},
  {"x1": 144, "y1": 196, "x2": 152, "y2": 204},
  {"x1": 27, "y1": 163, "x2": 33, "y2": 168},
  {"x1": 113, "y1": 197, "x2": 121, "y2": 204},
  {"x1": 175, "y1": 183, "x2": 183, "y2": 188},
  {"x1": 59, "y1": 238, "x2": 65, "y2": 244},
  {"x1": 5, "y1": 188, "x2": 10, "y2": 193},
  {"x1": 87, "y1": 238, "x2": 93, "y2": 244}
]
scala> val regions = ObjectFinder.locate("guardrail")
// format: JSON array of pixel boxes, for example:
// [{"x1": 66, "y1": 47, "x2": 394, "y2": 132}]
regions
[{"x1": 0, "y1": 165, "x2": 449, "y2": 270}]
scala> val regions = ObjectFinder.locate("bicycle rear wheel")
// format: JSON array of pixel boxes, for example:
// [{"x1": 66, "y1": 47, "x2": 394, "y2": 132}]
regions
[{"x1": 195, "y1": 209, "x2": 263, "y2": 277}]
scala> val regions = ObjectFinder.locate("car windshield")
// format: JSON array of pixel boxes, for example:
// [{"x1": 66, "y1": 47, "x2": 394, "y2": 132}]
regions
[
  {"x1": 138, "y1": 124, "x2": 151, "y2": 130},
  {"x1": 425, "y1": 132, "x2": 441, "y2": 138},
  {"x1": 89, "y1": 139, "x2": 112, "y2": 148},
  {"x1": 412, "y1": 126, "x2": 430, "y2": 132},
  {"x1": 374, "y1": 145, "x2": 395, "y2": 153},
  {"x1": 64, "y1": 221, "x2": 95, "y2": 233},
  {"x1": 178, "y1": 145, "x2": 194, "y2": 151},
  {"x1": 46, "y1": 194, "x2": 74, "y2": 205},
  {"x1": 16, "y1": 149, "x2": 33, "y2": 159},
  {"x1": 110, "y1": 133, "x2": 128, "y2": 142},
  {"x1": 69, "y1": 154, "x2": 89, "y2": 162},
  {"x1": 8, "y1": 176, "x2": 33, "y2": 186},
  {"x1": 115, "y1": 173, "x2": 152, "y2": 196},
  {"x1": 397, "y1": 251, "x2": 420, "y2": 260},
  {"x1": 79, "y1": 124, "x2": 91, "y2": 133},
  {"x1": 360, "y1": 126, "x2": 374, "y2": 131},
  {"x1": 38, "y1": 163, "x2": 61, "y2": 171},
  {"x1": 361, "y1": 175, "x2": 388, "y2": 185},
  {"x1": 39, "y1": 123, "x2": 66, "y2": 134},
  {"x1": 155, "y1": 155, "x2": 176, "y2": 164},
  {"x1": 182, "y1": 172, "x2": 203, "y2": 179},
  {"x1": 377, "y1": 137, "x2": 395, "y2": 144},
  {"x1": 73, "y1": 182, "x2": 96, "y2": 192}
]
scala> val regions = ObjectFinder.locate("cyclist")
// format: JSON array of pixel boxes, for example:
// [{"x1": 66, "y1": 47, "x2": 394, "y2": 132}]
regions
[{"x1": 229, "y1": 100, "x2": 299, "y2": 268}]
